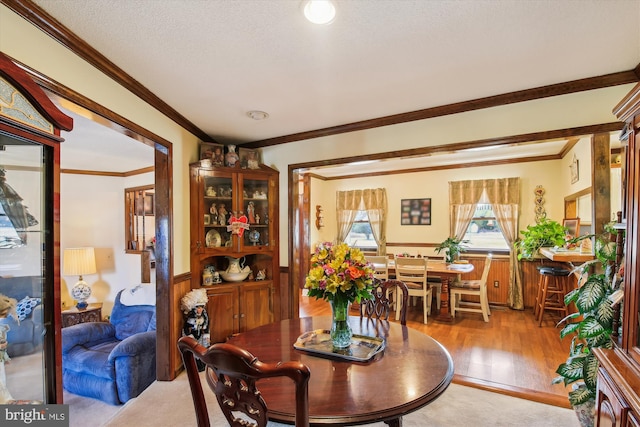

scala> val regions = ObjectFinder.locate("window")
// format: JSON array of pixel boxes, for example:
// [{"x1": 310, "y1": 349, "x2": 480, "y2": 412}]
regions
[
  {"x1": 462, "y1": 204, "x2": 509, "y2": 250},
  {"x1": 344, "y1": 210, "x2": 377, "y2": 250}
]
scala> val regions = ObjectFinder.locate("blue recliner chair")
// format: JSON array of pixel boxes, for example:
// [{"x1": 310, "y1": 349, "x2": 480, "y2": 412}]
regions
[
  {"x1": 0, "y1": 276, "x2": 44, "y2": 357},
  {"x1": 61, "y1": 289, "x2": 156, "y2": 405}
]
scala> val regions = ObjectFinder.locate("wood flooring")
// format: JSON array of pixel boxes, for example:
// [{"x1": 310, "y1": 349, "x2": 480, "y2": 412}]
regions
[{"x1": 299, "y1": 292, "x2": 573, "y2": 409}]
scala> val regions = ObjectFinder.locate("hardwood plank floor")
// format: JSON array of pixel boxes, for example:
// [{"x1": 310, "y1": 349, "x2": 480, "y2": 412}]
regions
[{"x1": 299, "y1": 292, "x2": 573, "y2": 409}]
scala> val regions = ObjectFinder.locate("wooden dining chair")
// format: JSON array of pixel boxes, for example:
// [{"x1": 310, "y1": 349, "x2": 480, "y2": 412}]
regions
[
  {"x1": 366, "y1": 255, "x2": 389, "y2": 280},
  {"x1": 178, "y1": 337, "x2": 311, "y2": 427},
  {"x1": 394, "y1": 256, "x2": 431, "y2": 324},
  {"x1": 450, "y1": 255, "x2": 492, "y2": 322},
  {"x1": 360, "y1": 279, "x2": 409, "y2": 325}
]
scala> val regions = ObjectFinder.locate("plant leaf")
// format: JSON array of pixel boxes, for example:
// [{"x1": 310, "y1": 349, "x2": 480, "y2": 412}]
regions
[
  {"x1": 577, "y1": 317, "x2": 607, "y2": 339},
  {"x1": 576, "y1": 276, "x2": 606, "y2": 313},
  {"x1": 583, "y1": 352, "x2": 599, "y2": 391},
  {"x1": 569, "y1": 384, "x2": 595, "y2": 406}
]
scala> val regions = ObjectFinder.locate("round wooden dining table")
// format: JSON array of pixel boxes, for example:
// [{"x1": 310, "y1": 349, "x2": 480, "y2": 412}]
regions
[{"x1": 226, "y1": 316, "x2": 454, "y2": 426}]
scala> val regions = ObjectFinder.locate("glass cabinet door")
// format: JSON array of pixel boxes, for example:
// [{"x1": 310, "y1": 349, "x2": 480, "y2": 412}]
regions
[
  {"x1": 0, "y1": 137, "x2": 49, "y2": 403},
  {"x1": 201, "y1": 172, "x2": 235, "y2": 251},
  {"x1": 239, "y1": 176, "x2": 270, "y2": 250}
]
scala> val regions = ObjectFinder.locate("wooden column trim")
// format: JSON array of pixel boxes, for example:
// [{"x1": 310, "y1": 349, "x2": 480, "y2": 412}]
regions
[{"x1": 592, "y1": 133, "x2": 612, "y2": 236}]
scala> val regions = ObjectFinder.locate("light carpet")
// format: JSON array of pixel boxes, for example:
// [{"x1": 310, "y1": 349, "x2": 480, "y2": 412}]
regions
[{"x1": 67, "y1": 371, "x2": 581, "y2": 427}]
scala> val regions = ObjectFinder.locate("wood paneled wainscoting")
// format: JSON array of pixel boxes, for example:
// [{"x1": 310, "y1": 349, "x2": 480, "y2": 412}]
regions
[
  {"x1": 458, "y1": 255, "x2": 578, "y2": 310},
  {"x1": 171, "y1": 273, "x2": 192, "y2": 377},
  {"x1": 519, "y1": 258, "x2": 579, "y2": 310}
]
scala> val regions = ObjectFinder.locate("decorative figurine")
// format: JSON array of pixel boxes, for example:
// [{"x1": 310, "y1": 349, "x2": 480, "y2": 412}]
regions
[
  {"x1": 181, "y1": 289, "x2": 210, "y2": 371},
  {"x1": 256, "y1": 269, "x2": 266, "y2": 280},
  {"x1": 247, "y1": 201, "x2": 255, "y2": 224},
  {"x1": 218, "y1": 204, "x2": 228, "y2": 226},
  {"x1": 225, "y1": 144, "x2": 239, "y2": 167}
]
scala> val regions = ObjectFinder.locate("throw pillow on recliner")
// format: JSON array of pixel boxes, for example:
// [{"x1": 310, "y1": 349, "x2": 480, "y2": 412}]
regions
[
  {"x1": 16, "y1": 296, "x2": 41, "y2": 321},
  {"x1": 112, "y1": 311, "x2": 154, "y2": 340}
]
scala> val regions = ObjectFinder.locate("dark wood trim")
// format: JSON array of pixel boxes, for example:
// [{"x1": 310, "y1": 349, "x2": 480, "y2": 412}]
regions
[
  {"x1": 292, "y1": 122, "x2": 623, "y2": 180},
  {"x1": 2, "y1": 0, "x2": 212, "y2": 143},
  {"x1": 173, "y1": 271, "x2": 191, "y2": 284},
  {"x1": 154, "y1": 141, "x2": 173, "y2": 381},
  {"x1": 323, "y1": 154, "x2": 562, "y2": 180},
  {"x1": 247, "y1": 74, "x2": 637, "y2": 148},
  {"x1": 60, "y1": 166, "x2": 155, "y2": 177}
]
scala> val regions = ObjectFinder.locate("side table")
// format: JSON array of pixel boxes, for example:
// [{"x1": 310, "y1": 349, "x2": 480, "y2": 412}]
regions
[{"x1": 61, "y1": 303, "x2": 103, "y2": 328}]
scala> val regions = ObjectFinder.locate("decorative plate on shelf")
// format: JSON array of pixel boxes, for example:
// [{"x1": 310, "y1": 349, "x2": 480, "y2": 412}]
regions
[{"x1": 205, "y1": 229, "x2": 222, "y2": 247}]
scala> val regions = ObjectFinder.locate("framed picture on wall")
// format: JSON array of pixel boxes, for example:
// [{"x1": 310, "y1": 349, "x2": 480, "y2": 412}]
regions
[
  {"x1": 401, "y1": 198, "x2": 431, "y2": 225},
  {"x1": 563, "y1": 218, "x2": 580, "y2": 238}
]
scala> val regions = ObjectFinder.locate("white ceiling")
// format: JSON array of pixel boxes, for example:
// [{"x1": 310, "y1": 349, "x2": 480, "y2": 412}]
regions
[{"x1": 26, "y1": 0, "x2": 640, "y2": 175}]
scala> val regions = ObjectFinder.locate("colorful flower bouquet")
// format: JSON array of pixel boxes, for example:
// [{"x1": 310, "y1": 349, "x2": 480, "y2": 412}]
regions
[{"x1": 305, "y1": 242, "x2": 375, "y2": 348}]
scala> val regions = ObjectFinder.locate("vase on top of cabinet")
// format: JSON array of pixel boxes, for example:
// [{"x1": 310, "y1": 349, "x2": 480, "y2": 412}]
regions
[{"x1": 190, "y1": 160, "x2": 280, "y2": 343}]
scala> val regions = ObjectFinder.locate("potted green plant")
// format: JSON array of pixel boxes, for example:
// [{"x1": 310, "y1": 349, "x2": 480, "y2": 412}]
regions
[
  {"x1": 434, "y1": 237, "x2": 466, "y2": 263},
  {"x1": 515, "y1": 218, "x2": 567, "y2": 260},
  {"x1": 552, "y1": 230, "x2": 621, "y2": 427}
]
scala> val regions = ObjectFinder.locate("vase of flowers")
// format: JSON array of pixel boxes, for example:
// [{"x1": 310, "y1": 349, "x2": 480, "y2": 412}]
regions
[{"x1": 305, "y1": 242, "x2": 375, "y2": 349}]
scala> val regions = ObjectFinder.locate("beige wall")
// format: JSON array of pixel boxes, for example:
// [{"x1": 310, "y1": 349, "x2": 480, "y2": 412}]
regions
[
  {"x1": 262, "y1": 90, "x2": 631, "y2": 266},
  {"x1": 309, "y1": 159, "x2": 564, "y2": 251}
]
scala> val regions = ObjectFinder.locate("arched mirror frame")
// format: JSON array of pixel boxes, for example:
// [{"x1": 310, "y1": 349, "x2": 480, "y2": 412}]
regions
[{"x1": 0, "y1": 51, "x2": 73, "y2": 402}]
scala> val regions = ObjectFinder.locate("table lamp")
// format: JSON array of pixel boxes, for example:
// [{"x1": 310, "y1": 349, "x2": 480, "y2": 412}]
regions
[{"x1": 63, "y1": 247, "x2": 97, "y2": 309}]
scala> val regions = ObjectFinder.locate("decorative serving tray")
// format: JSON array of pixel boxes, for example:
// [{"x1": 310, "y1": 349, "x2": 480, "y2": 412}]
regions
[{"x1": 293, "y1": 329, "x2": 385, "y2": 362}]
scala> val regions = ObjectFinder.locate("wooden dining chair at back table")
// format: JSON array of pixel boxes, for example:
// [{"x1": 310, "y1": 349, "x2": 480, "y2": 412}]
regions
[
  {"x1": 450, "y1": 255, "x2": 492, "y2": 322},
  {"x1": 394, "y1": 255, "x2": 431, "y2": 324},
  {"x1": 365, "y1": 255, "x2": 389, "y2": 280},
  {"x1": 360, "y1": 279, "x2": 409, "y2": 325},
  {"x1": 178, "y1": 337, "x2": 311, "y2": 427}
]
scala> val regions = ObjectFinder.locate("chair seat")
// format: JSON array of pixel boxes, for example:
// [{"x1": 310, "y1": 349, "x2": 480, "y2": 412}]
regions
[
  {"x1": 539, "y1": 267, "x2": 571, "y2": 276},
  {"x1": 451, "y1": 280, "x2": 481, "y2": 290},
  {"x1": 450, "y1": 256, "x2": 492, "y2": 323},
  {"x1": 64, "y1": 341, "x2": 118, "y2": 379},
  {"x1": 404, "y1": 281, "x2": 424, "y2": 290}
]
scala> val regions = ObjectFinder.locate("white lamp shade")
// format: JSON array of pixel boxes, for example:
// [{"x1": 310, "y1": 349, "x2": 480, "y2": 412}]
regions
[{"x1": 63, "y1": 247, "x2": 97, "y2": 276}]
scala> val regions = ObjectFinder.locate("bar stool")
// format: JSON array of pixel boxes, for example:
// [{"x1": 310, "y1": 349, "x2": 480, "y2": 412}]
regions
[{"x1": 536, "y1": 266, "x2": 571, "y2": 326}]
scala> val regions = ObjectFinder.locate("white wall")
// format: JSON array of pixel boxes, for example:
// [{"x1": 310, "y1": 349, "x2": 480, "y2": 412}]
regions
[{"x1": 60, "y1": 172, "x2": 154, "y2": 315}]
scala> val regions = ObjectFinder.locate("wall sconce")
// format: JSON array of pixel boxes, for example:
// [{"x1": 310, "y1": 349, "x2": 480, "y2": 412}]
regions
[{"x1": 315, "y1": 205, "x2": 324, "y2": 229}]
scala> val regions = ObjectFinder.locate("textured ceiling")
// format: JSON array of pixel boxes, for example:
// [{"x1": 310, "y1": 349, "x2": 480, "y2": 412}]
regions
[{"x1": 21, "y1": 0, "x2": 640, "y2": 173}]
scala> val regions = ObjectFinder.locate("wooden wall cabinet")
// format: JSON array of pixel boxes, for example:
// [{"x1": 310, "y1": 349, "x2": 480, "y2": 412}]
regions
[
  {"x1": 189, "y1": 161, "x2": 279, "y2": 343},
  {"x1": 592, "y1": 83, "x2": 640, "y2": 427}
]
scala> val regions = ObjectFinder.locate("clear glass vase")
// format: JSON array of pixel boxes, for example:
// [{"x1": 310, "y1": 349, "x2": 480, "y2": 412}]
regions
[{"x1": 330, "y1": 296, "x2": 352, "y2": 349}]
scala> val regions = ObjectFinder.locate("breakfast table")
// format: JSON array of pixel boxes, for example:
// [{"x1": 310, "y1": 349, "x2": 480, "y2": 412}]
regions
[
  {"x1": 387, "y1": 259, "x2": 474, "y2": 322},
  {"x1": 226, "y1": 315, "x2": 454, "y2": 426}
]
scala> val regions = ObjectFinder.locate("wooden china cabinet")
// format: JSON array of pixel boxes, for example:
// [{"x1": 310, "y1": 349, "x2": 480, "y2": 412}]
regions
[
  {"x1": 0, "y1": 52, "x2": 73, "y2": 403},
  {"x1": 189, "y1": 161, "x2": 279, "y2": 344},
  {"x1": 592, "y1": 83, "x2": 640, "y2": 427}
]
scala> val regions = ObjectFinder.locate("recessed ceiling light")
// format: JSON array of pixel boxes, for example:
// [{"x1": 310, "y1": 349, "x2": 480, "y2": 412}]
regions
[
  {"x1": 303, "y1": 0, "x2": 336, "y2": 25},
  {"x1": 246, "y1": 110, "x2": 269, "y2": 120}
]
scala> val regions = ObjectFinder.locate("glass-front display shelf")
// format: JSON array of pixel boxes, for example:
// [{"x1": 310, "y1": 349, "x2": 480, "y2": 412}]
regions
[{"x1": 202, "y1": 175, "x2": 234, "y2": 250}]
